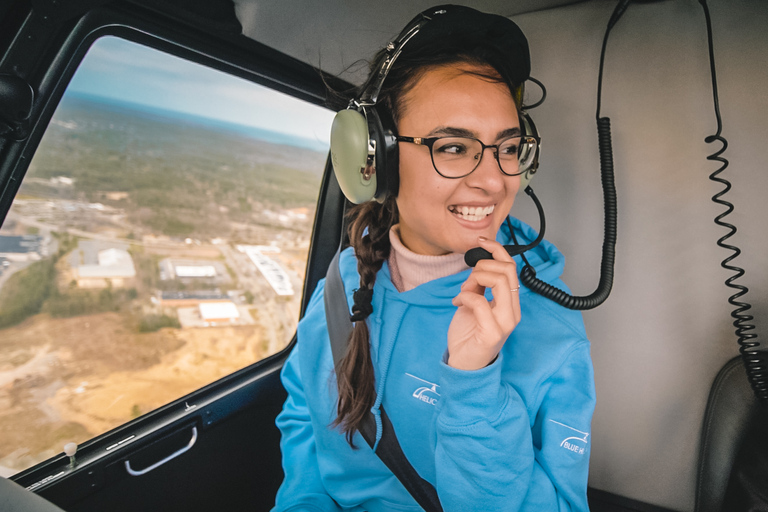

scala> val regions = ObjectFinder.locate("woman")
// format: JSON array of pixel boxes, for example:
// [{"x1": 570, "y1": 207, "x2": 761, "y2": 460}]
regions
[{"x1": 273, "y1": 5, "x2": 595, "y2": 511}]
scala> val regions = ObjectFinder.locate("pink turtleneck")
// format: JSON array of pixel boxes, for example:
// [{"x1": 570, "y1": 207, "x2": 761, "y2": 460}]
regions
[{"x1": 387, "y1": 225, "x2": 469, "y2": 292}]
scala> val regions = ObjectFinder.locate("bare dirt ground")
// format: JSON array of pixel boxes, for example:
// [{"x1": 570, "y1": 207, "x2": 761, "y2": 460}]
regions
[
  {"x1": 141, "y1": 244, "x2": 223, "y2": 259},
  {"x1": 0, "y1": 311, "x2": 285, "y2": 476}
]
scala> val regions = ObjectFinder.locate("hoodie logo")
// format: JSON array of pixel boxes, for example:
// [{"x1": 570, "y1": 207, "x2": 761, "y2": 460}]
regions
[
  {"x1": 406, "y1": 373, "x2": 440, "y2": 406},
  {"x1": 549, "y1": 419, "x2": 589, "y2": 455}
]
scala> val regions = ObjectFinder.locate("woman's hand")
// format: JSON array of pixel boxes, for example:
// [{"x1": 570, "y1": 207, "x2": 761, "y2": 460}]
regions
[{"x1": 448, "y1": 237, "x2": 522, "y2": 371}]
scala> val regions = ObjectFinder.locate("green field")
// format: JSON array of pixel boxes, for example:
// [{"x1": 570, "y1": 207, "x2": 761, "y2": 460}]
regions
[{"x1": 23, "y1": 94, "x2": 327, "y2": 239}]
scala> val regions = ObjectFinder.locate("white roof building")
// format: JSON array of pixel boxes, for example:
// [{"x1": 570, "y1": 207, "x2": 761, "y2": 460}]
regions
[
  {"x1": 98, "y1": 248, "x2": 131, "y2": 267},
  {"x1": 238, "y1": 245, "x2": 293, "y2": 296},
  {"x1": 77, "y1": 247, "x2": 136, "y2": 279},
  {"x1": 199, "y1": 301, "x2": 240, "y2": 323},
  {"x1": 175, "y1": 265, "x2": 216, "y2": 278}
]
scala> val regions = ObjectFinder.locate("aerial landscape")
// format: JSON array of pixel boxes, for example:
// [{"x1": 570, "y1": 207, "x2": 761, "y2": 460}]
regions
[{"x1": 0, "y1": 93, "x2": 328, "y2": 475}]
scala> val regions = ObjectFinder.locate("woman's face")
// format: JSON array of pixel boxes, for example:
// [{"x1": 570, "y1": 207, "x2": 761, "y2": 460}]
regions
[{"x1": 395, "y1": 64, "x2": 522, "y2": 256}]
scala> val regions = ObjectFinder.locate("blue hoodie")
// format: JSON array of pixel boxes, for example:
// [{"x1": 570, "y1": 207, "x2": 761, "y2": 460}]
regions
[{"x1": 273, "y1": 217, "x2": 595, "y2": 512}]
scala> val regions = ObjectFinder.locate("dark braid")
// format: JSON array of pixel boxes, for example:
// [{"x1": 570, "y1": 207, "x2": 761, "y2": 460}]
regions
[{"x1": 332, "y1": 197, "x2": 398, "y2": 446}]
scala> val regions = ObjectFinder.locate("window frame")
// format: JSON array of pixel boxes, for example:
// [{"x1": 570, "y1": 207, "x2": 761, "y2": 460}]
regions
[{"x1": 2, "y1": 2, "x2": 347, "y2": 497}]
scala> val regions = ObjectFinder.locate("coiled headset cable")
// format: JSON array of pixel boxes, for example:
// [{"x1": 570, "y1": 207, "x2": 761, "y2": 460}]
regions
[
  {"x1": 699, "y1": 0, "x2": 767, "y2": 403},
  {"x1": 514, "y1": 0, "x2": 628, "y2": 310}
]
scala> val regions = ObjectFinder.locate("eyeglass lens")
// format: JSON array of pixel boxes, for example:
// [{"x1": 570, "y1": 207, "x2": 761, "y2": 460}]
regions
[{"x1": 431, "y1": 137, "x2": 536, "y2": 177}]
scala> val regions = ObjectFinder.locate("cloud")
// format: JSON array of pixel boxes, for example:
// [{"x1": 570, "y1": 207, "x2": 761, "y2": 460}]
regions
[{"x1": 67, "y1": 36, "x2": 334, "y2": 143}]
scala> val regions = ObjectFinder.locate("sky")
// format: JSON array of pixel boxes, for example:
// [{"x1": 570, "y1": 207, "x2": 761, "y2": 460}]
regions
[{"x1": 67, "y1": 36, "x2": 335, "y2": 147}]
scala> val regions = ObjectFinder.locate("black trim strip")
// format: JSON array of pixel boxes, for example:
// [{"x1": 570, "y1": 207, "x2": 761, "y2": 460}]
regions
[{"x1": 588, "y1": 487, "x2": 681, "y2": 512}]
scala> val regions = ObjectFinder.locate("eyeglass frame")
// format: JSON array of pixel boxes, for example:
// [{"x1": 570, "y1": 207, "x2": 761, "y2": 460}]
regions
[{"x1": 394, "y1": 134, "x2": 539, "y2": 179}]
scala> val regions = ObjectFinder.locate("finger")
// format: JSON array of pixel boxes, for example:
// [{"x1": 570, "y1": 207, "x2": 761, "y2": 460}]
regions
[
  {"x1": 462, "y1": 269, "x2": 512, "y2": 298},
  {"x1": 473, "y1": 259, "x2": 521, "y2": 322},
  {"x1": 460, "y1": 271, "x2": 486, "y2": 295},
  {"x1": 452, "y1": 290, "x2": 504, "y2": 341},
  {"x1": 462, "y1": 259, "x2": 517, "y2": 293},
  {"x1": 474, "y1": 259, "x2": 519, "y2": 293},
  {"x1": 473, "y1": 241, "x2": 521, "y2": 324},
  {"x1": 477, "y1": 236, "x2": 514, "y2": 263},
  {"x1": 463, "y1": 237, "x2": 522, "y2": 327},
  {"x1": 461, "y1": 270, "x2": 520, "y2": 330}
]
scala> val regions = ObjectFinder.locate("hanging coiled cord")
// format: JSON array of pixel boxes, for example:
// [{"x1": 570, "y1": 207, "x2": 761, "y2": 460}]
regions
[
  {"x1": 699, "y1": 0, "x2": 768, "y2": 403},
  {"x1": 516, "y1": 0, "x2": 627, "y2": 310}
]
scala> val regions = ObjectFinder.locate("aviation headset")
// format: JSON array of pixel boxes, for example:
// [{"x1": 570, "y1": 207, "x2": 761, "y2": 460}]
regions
[{"x1": 329, "y1": 5, "x2": 541, "y2": 205}]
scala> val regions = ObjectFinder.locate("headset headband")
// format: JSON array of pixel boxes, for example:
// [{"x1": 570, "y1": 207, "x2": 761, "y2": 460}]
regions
[
  {"x1": 330, "y1": 5, "x2": 536, "y2": 204},
  {"x1": 357, "y1": 11, "x2": 439, "y2": 106},
  {"x1": 358, "y1": 5, "x2": 531, "y2": 108}
]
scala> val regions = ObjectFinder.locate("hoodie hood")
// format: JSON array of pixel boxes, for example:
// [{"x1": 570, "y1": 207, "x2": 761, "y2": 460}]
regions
[{"x1": 336, "y1": 215, "x2": 568, "y2": 448}]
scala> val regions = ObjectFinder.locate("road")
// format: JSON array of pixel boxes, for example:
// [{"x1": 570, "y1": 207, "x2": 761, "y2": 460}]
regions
[{"x1": 217, "y1": 244, "x2": 297, "y2": 353}]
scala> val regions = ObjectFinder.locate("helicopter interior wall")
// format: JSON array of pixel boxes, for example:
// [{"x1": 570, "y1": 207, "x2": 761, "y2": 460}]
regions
[
  {"x1": 3, "y1": 0, "x2": 764, "y2": 510},
  {"x1": 232, "y1": 0, "x2": 768, "y2": 509},
  {"x1": 503, "y1": 0, "x2": 768, "y2": 510},
  {"x1": 232, "y1": 0, "x2": 588, "y2": 82}
]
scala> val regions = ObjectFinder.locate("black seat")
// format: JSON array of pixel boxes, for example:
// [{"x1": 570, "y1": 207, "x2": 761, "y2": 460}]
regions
[{"x1": 695, "y1": 355, "x2": 764, "y2": 512}]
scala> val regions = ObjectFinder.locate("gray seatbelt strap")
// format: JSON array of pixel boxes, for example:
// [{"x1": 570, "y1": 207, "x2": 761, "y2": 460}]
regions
[
  {"x1": 324, "y1": 249, "x2": 351, "y2": 369},
  {"x1": 323, "y1": 248, "x2": 443, "y2": 512}
]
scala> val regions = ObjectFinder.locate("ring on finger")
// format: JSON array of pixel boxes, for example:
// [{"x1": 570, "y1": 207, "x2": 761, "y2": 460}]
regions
[{"x1": 510, "y1": 287, "x2": 520, "y2": 292}]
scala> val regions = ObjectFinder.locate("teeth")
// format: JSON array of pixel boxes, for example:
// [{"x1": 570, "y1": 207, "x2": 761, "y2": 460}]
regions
[{"x1": 449, "y1": 205, "x2": 495, "y2": 222}]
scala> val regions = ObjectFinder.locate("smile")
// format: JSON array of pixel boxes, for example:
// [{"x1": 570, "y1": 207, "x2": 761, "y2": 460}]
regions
[{"x1": 448, "y1": 204, "x2": 495, "y2": 222}]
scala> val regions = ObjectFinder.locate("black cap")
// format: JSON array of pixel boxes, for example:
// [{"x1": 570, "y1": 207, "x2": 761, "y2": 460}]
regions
[{"x1": 403, "y1": 5, "x2": 531, "y2": 85}]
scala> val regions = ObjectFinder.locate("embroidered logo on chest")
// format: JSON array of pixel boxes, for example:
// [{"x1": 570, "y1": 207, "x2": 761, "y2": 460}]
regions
[{"x1": 406, "y1": 373, "x2": 440, "y2": 406}]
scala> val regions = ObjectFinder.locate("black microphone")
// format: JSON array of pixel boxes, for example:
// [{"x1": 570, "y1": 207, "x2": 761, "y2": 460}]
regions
[
  {"x1": 464, "y1": 186, "x2": 546, "y2": 267},
  {"x1": 465, "y1": 243, "x2": 534, "y2": 267}
]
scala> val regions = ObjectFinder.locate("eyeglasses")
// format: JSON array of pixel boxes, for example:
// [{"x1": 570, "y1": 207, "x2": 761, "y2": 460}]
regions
[{"x1": 395, "y1": 135, "x2": 538, "y2": 179}]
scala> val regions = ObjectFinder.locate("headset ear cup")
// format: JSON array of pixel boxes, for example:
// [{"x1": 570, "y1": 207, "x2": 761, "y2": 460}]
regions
[
  {"x1": 330, "y1": 109, "x2": 378, "y2": 204},
  {"x1": 365, "y1": 108, "x2": 399, "y2": 201},
  {"x1": 518, "y1": 111, "x2": 540, "y2": 192}
]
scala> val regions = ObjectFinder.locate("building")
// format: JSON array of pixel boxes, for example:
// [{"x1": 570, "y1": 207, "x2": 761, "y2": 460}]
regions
[
  {"x1": 0, "y1": 234, "x2": 45, "y2": 262},
  {"x1": 198, "y1": 301, "x2": 240, "y2": 325},
  {"x1": 237, "y1": 245, "x2": 294, "y2": 297},
  {"x1": 158, "y1": 258, "x2": 231, "y2": 286},
  {"x1": 71, "y1": 241, "x2": 136, "y2": 288}
]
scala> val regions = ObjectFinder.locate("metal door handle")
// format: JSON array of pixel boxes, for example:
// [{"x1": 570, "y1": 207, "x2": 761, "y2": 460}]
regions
[{"x1": 124, "y1": 426, "x2": 198, "y2": 476}]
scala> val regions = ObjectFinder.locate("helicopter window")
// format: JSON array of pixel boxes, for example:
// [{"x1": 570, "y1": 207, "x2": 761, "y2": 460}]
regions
[{"x1": 0, "y1": 36, "x2": 333, "y2": 476}]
